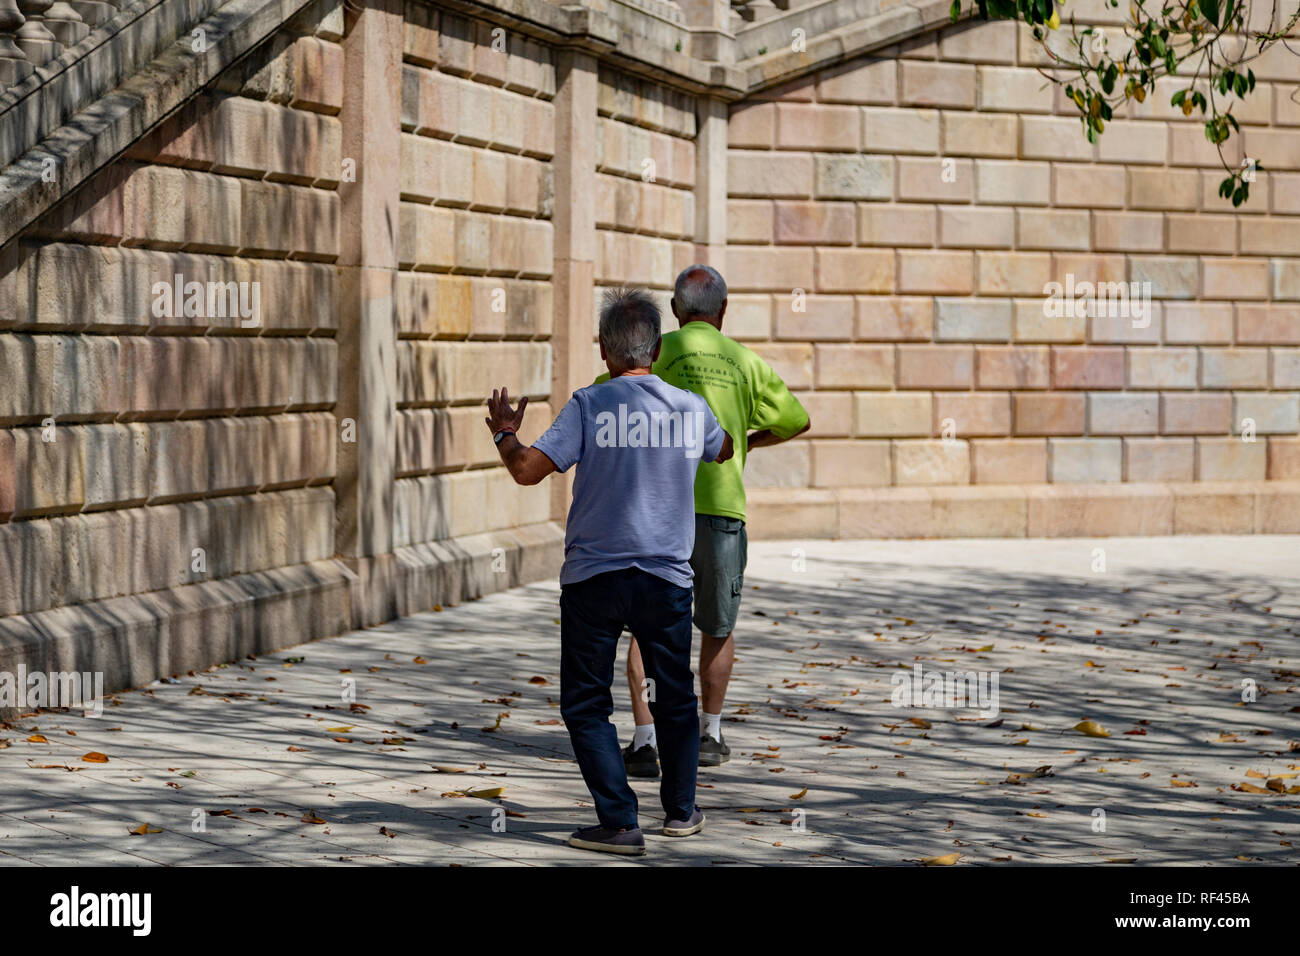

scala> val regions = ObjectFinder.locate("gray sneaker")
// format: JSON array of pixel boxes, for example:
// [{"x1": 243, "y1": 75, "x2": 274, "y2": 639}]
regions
[
  {"x1": 663, "y1": 807, "x2": 705, "y2": 837},
  {"x1": 699, "y1": 732, "x2": 731, "y2": 766},
  {"x1": 568, "y1": 824, "x2": 646, "y2": 856}
]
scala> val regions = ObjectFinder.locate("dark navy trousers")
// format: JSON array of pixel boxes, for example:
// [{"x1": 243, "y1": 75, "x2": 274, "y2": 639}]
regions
[{"x1": 559, "y1": 567, "x2": 699, "y2": 829}]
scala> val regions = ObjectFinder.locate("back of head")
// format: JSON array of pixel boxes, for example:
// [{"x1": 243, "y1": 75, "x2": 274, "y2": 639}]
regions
[
  {"x1": 673, "y1": 265, "x2": 727, "y2": 323},
  {"x1": 599, "y1": 287, "x2": 662, "y2": 372}
]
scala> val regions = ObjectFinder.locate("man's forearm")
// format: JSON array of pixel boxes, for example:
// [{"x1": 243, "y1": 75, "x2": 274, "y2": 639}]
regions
[
  {"x1": 495, "y1": 432, "x2": 556, "y2": 485},
  {"x1": 747, "y1": 420, "x2": 811, "y2": 450},
  {"x1": 496, "y1": 433, "x2": 533, "y2": 483}
]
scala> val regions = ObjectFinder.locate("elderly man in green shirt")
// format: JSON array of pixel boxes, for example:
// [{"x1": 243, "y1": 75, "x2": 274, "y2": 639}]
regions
[{"x1": 600, "y1": 265, "x2": 811, "y2": 773}]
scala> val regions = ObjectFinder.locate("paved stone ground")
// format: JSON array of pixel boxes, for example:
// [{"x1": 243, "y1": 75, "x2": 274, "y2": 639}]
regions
[{"x1": 1, "y1": 536, "x2": 1298, "y2": 867}]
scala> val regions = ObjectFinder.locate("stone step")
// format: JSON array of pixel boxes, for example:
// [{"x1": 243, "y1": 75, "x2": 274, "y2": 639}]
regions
[{"x1": 747, "y1": 481, "x2": 1300, "y2": 540}]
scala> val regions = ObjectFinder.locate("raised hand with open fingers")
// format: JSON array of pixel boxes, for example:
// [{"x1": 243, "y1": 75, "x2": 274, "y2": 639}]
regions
[{"x1": 485, "y1": 386, "x2": 529, "y2": 436}]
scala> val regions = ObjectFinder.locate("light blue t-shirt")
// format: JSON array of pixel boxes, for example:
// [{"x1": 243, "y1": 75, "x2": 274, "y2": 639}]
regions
[{"x1": 533, "y1": 374, "x2": 726, "y2": 588}]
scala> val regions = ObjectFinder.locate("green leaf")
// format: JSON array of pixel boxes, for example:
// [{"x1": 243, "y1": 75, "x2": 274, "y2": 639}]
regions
[
  {"x1": 1101, "y1": 64, "x2": 1118, "y2": 94},
  {"x1": 1201, "y1": 0, "x2": 1220, "y2": 25},
  {"x1": 950, "y1": 0, "x2": 961, "y2": 20}
]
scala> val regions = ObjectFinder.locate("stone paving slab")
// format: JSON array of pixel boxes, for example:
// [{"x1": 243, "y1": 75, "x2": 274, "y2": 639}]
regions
[{"x1": 1, "y1": 536, "x2": 1298, "y2": 866}]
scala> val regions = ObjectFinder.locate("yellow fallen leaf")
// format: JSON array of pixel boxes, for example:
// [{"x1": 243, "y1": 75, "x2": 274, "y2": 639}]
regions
[
  {"x1": 465, "y1": 786, "x2": 505, "y2": 799},
  {"x1": 26, "y1": 735, "x2": 48, "y2": 743},
  {"x1": 81, "y1": 752, "x2": 109, "y2": 763},
  {"x1": 301, "y1": 811, "x2": 327, "y2": 824},
  {"x1": 1026, "y1": 811, "x2": 1047, "y2": 818},
  {"x1": 907, "y1": 717, "x2": 932, "y2": 729},
  {"x1": 921, "y1": 852, "x2": 961, "y2": 866},
  {"x1": 789, "y1": 787, "x2": 808, "y2": 800},
  {"x1": 129, "y1": 824, "x2": 162, "y2": 835},
  {"x1": 1170, "y1": 778, "x2": 1198, "y2": 788},
  {"x1": 1073, "y1": 720, "x2": 1110, "y2": 738},
  {"x1": 326, "y1": 726, "x2": 354, "y2": 733}
]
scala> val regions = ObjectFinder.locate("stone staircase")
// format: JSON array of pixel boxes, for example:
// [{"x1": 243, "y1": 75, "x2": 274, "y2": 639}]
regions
[{"x1": 730, "y1": 0, "x2": 820, "y2": 26}]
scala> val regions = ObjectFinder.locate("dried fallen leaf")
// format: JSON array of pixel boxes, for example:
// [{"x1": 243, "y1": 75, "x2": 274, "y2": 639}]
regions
[
  {"x1": 301, "y1": 811, "x2": 327, "y2": 824},
  {"x1": 920, "y1": 852, "x2": 961, "y2": 866},
  {"x1": 80, "y1": 752, "x2": 109, "y2": 763},
  {"x1": 1004, "y1": 765, "x2": 1054, "y2": 785},
  {"x1": 129, "y1": 824, "x2": 162, "y2": 836},
  {"x1": 1234, "y1": 782, "x2": 1272, "y2": 795},
  {"x1": 1073, "y1": 720, "x2": 1110, "y2": 738},
  {"x1": 789, "y1": 787, "x2": 808, "y2": 800}
]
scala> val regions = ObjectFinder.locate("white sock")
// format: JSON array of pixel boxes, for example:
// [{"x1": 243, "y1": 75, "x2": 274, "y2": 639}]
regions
[
  {"x1": 632, "y1": 724, "x2": 656, "y2": 750},
  {"x1": 702, "y1": 711, "x2": 722, "y2": 742}
]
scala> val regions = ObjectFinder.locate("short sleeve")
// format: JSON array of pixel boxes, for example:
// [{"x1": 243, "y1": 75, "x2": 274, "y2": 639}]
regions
[
  {"x1": 750, "y1": 358, "x2": 810, "y2": 439},
  {"x1": 532, "y1": 396, "x2": 584, "y2": 473},
  {"x1": 699, "y1": 398, "x2": 726, "y2": 462}
]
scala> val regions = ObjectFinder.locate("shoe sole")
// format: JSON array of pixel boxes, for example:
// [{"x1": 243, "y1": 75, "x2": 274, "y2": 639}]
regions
[
  {"x1": 698, "y1": 752, "x2": 730, "y2": 767},
  {"x1": 663, "y1": 815, "x2": 706, "y2": 838},
  {"x1": 568, "y1": 836, "x2": 646, "y2": 856}
]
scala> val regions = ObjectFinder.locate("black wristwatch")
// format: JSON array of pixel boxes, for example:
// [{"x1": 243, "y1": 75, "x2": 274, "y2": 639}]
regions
[{"x1": 493, "y1": 428, "x2": 515, "y2": 445}]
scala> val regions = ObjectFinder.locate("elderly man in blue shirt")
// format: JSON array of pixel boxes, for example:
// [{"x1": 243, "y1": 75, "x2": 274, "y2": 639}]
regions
[{"x1": 485, "y1": 287, "x2": 733, "y2": 856}]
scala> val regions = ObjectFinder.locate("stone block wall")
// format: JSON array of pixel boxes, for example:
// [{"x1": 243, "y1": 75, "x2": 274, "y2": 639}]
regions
[
  {"x1": 394, "y1": 3, "x2": 556, "y2": 546},
  {"x1": 728, "y1": 6, "x2": 1300, "y2": 536},
  {"x1": 593, "y1": 64, "x2": 699, "y2": 348},
  {"x1": 0, "y1": 0, "x2": 347, "y2": 642}
]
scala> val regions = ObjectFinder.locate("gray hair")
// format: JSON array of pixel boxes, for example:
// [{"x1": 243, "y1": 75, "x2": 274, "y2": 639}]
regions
[
  {"x1": 599, "y1": 287, "x2": 661, "y2": 369},
  {"x1": 673, "y1": 264, "x2": 727, "y2": 318}
]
